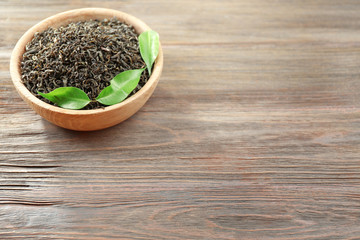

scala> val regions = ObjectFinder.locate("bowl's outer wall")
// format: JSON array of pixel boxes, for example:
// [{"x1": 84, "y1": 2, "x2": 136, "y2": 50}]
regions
[{"x1": 10, "y1": 8, "x2": 163, "y2": 131}]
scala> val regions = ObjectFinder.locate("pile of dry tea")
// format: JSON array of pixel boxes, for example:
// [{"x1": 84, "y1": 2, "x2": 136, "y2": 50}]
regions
[{"x1": 21, "y1": 18, "x2": 149, "y2": 109}]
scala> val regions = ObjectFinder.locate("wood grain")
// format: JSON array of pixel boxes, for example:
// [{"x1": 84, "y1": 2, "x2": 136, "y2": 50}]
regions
[{"x1": 1, "y1": 0, "x2": 360, "y2": 239}]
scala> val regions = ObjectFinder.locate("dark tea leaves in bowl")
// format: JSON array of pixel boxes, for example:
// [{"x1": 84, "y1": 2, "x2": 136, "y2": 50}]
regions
[{"x1": 21, "y1": 18, "x2": 150, "y2": 109}]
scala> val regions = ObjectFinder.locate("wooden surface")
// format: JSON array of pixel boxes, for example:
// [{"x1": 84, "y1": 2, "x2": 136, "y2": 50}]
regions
[{"x1": 1, "y1": 0, "x2": 360, "y2": 239}]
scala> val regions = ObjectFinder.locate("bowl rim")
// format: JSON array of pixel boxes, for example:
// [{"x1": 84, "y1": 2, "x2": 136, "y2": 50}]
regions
[{"x1": 10, "y1": 7, "x2": 163, "y2": 116}]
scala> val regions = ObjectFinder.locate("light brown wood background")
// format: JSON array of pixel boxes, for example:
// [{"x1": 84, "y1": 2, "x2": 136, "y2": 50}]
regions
[{"x1": 1, "y1": 0, "x2": 360, "y2": 239}]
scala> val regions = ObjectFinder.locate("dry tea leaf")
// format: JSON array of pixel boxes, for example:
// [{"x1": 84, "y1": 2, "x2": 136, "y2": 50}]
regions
[
  {"x1": 21, "y1": 18, "x2": 148, "y2": 110},
  {"x1": 33, "y1": 24, "x2": 160, "y2": 110}
]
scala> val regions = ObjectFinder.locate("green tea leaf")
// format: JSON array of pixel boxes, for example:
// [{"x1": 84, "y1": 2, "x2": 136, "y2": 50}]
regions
[
  {"x1": 96, "y1": 69, "x2": 145, "y2": 105},
  {"x1": 38, "y1": 87, "x2": 91, "y2": 110},
  {"x1": 139, "y1": 30, "x2": 159, "y2": 75}
]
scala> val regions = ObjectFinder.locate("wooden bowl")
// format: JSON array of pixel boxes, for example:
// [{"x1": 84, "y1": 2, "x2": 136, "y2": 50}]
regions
[{"x1": 10, "y1": 8, "x2": 163, "y2": 131}]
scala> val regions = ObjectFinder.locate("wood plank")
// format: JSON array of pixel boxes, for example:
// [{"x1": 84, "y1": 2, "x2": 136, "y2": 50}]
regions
[{"x1": 1, "y1": 0, "x2": 360, "y2": 239}]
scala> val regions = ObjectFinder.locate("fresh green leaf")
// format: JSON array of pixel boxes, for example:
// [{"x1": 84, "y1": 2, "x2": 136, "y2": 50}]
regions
[
  {"x1": 139, "y1": 30, "x2": 159, "y2": 75},
  {"x1": 96, "y1": 69, "x2": 145, "y2": 105},
  {"x1": 38, "y1": 87, "x2": 91, "y2": 110}
]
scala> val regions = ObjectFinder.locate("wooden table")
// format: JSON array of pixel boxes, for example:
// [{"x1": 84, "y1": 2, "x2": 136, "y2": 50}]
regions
[{"x1": 1, "y1": 0, "x2": 360, "y2": 239}]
